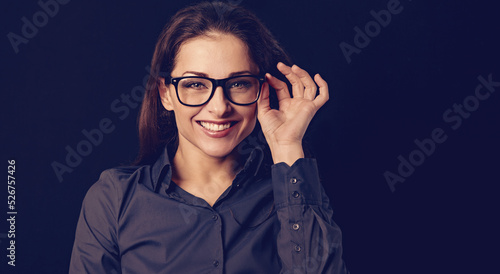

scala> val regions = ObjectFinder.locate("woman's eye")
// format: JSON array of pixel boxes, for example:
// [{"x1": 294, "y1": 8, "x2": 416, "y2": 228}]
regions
[
  {"x1": 184, "y1": 82, "x2": 207, "y2": 89},
  {"x1": 230, "y1": 81, "x2": 251, "y2": 89}
]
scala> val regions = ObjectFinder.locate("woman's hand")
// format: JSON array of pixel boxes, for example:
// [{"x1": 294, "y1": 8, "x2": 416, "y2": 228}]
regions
[{"x1": 257, "y1": 62, "x2": 329, "y2": 165}]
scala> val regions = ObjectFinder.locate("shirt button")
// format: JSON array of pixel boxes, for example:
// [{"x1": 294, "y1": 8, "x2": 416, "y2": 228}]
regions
[
  {"x1": 290, "y1": 178, "x2": 297, "y2": 184},
  {"x1": 292, "y1": 223, "x2": 300, "y2": 231},
  {"x1": 212, "y1": 214, "x2": 218, "y2": 221},
  {"x1": 294, "y1": 245, "x2": 302, "y2": 252},
  {"x1": 292, "y1": 191, "x2": 300, "y2": 198},
  {"x1": 213, "y1": 260, "x2": 219, "y2": 267}
]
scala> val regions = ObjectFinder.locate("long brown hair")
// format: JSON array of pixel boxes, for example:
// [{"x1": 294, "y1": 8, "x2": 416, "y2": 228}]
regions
[{"x1": 134, "y1": 1, "x2": 292, "y2": 165}]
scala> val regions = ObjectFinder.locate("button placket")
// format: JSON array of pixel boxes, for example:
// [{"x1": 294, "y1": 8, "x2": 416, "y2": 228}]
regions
[{"x1": 208, "y1": 209, "x2": 222, "y2": 272}]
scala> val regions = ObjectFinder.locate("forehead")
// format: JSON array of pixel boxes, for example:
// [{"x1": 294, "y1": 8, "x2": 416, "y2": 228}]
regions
[{"x1": 172, "y1": 33, "x2": 258, "y2": 77}]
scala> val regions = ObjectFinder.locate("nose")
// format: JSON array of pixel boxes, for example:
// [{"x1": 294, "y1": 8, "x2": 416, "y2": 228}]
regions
[{"x1": 206, "y1": 86, "x2": 231, "y2": 117}]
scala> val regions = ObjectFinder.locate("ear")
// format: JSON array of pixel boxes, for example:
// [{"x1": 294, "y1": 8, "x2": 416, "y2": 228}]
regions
[{"x1": 158, "y1": 77, "x2": 174, "y2": 111}]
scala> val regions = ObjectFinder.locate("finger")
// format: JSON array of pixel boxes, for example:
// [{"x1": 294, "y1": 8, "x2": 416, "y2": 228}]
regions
[
  {"x1": 277, "y1": 62, "x2": 304, "y2": 98},
  {"x1": 313, "y1": 74, "x2": 329, "y2": 108},
  {"x1": 291, "y1": 64, "x2": 317, "y2": 101},
  {"x1": 265, "y1": 73, "x2": 291, "y2": 103}
]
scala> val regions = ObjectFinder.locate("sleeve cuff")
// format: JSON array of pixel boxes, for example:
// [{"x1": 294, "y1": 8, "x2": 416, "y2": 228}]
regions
[{"x1": 271, "y1": 158, "x2": 323, "y2": 208}]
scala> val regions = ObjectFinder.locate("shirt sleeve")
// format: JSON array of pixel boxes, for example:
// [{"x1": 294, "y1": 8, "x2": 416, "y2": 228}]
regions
[
  {"x1": 69, "y1": 171, "x2": 121, "y2": 274},
  {"x1": 272, "y1": 158, "x2": 349, "y2": 274}
]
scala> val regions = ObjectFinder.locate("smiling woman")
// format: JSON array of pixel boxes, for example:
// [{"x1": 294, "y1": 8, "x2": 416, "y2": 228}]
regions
[{"x1": 69, "y1": 2, "x2": 349, "y2": 273}]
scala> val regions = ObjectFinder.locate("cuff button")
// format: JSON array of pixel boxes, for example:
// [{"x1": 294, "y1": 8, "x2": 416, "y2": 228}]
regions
[{"x1": 294, "y1": 245, "x2": 302, "y2": 252}]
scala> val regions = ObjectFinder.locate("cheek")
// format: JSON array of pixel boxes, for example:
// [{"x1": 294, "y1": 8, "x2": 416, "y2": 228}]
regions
[
  {"x1": 241, "y1": 107, "x2": 258, "y2": 127},
  {"x1": 172, "y1": 106, "x2": 199, "y2": 127}
]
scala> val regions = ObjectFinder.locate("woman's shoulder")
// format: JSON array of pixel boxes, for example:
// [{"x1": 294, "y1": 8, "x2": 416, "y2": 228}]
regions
[
  {"x1": 85, "y1": 164, "x2": 154, "y2": 201},
  {"x1": 88, "y1": 146, "x2": 171, "y2": 198},
  {"x1": 98, "y1": 164, "x2": 147, "y2": 183}
]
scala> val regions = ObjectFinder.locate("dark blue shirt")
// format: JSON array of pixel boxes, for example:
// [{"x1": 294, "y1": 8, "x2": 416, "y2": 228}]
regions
[{"x1": 70, "y1": 146, "x2": 349, "y2": 273}]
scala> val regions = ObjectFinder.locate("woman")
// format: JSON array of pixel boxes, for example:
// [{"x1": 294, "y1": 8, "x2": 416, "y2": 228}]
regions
[{"x1": 70, "y1": 2, "x2": 349, "y2": 273}]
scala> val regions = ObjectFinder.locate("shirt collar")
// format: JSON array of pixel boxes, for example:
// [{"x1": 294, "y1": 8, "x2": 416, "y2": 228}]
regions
[
  {"x1": 150, "y1": 144, "x2": 265, "y2": 192},
  {"x1": 151, "y1": 145, "x2": 172, "y2": 192}
]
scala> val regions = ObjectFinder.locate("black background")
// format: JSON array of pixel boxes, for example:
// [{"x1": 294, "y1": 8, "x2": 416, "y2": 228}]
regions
[{"x1": 1, "y1": 0, "x2": 499, "y2": 273}]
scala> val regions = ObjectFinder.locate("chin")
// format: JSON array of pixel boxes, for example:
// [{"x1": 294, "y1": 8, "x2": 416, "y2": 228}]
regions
[{"x1": 199, "y1": 142, "x2": 239, "y2": 159}]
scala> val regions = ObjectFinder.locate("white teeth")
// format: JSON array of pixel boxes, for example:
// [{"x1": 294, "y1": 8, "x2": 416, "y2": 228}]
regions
[{"x1": 200, "y1": 121, "x2": 231, "y2": 131}]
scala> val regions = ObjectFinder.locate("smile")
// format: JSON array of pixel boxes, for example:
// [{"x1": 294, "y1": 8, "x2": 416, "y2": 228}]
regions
[{"x1": 198, "y1": 121, "x2": 236, "y2": 132}]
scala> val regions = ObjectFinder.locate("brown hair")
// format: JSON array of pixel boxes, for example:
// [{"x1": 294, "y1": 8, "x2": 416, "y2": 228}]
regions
[{"x1": 134, "y1": 1, "x2": 292, "y2": 165}]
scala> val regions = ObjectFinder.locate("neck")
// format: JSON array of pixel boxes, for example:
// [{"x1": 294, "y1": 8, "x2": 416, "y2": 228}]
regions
[{"x1": 171, "y1": 141, "x2": 242, "y2": 206}]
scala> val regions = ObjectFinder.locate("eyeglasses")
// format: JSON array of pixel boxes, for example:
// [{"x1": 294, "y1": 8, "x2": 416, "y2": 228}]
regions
[{"x1": 169, "y1": 75, "x2": 265, "y2": 107}]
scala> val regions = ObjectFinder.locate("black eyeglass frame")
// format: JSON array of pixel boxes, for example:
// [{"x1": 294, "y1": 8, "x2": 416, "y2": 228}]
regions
[{"x1": 169, "y1": 75, "x2": 266, "y2": 107}]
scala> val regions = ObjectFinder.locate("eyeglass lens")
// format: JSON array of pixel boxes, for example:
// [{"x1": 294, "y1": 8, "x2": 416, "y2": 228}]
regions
[{"x1": 177, "y1": 76, "x2": 260, "y2": 105}]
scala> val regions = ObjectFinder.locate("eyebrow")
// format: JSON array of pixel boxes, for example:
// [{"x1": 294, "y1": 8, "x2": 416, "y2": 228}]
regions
[{"x1": 181, "y1": 70, "x2": 256, "y2": 77}]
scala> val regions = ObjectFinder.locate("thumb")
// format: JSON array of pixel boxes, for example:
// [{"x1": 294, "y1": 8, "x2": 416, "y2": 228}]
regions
[{"x1": 257, "y1": 82, "x2": 270, "y2": 119}]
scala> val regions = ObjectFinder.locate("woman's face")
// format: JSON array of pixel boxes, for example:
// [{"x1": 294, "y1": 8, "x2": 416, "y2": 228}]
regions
[{"x1": 160, "y1": 33, "x2": 260, "y2": 159}]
